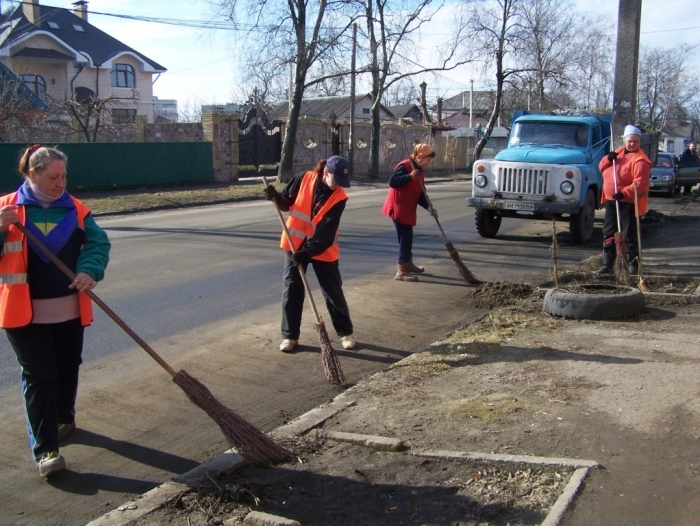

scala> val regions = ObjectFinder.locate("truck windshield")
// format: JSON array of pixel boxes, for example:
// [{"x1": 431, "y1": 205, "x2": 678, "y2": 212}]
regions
[{"x1": 510, "y1": 122, "x2": 591, "y2": 148}]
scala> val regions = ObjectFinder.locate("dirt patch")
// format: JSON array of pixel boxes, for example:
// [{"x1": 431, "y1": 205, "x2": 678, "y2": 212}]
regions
[
  {"x1": 466, "y1": 282, "x2": 537, "y2": 310},
  {"x1": 154, "y1": 434, "x2": 572, "y2": 526}
]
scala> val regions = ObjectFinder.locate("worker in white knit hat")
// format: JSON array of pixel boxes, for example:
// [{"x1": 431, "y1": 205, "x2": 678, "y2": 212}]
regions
[{"x1": 596, "y1": 125, "x2": 652, "y2": 276}]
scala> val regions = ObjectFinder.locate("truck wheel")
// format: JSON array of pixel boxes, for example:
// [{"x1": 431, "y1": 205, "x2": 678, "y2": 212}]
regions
[
  {"x1": 475, "y1": 208, "x2": 501, "y2": 238},
  {"x1": 569, "y1": 189, "x2": 596, "y2": 244}
]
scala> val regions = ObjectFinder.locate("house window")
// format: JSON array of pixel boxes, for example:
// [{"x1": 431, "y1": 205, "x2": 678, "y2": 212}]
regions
[
  {"x1": 666, "y1": 140, "x2": 674, "y2": 153},
  {"x1": 112, "y1": 109, "x2": 137, "y2": 124},
  {"x1": 362, "y1": 108, "x2": 370, "y2": 115},
  {"x1": 72, "y1": 24, "x2": 85, "y2": 32},
  {"x1": 47, "y1": 21, "x2": 60, "y2": 29},
  {"x1": 21, "y1": 74, "x2": 46, "y2": 100},
  {"x1": 111, "y1": 64, "x2": 135, "y2": 88}
]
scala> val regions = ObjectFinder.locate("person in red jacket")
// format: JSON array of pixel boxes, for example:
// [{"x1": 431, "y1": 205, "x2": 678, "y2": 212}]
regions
[
  {"x1": 264, "y1": 156, "x2": 355, "y2": 353},
  {"x1": 381, "y1": 143, "x2": 437, "y2": 281},
  {"x1": 596, "y1": 125, "x2": 651, "y2": 276}
]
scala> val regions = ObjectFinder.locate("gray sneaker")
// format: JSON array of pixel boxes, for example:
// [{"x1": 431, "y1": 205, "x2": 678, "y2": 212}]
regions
[
  {"x1": 37, "y1": 451, "x2": 66, "y2": 477},
  {"x1": 279, "y1": 339, "x2": 298, "y2": 353}
]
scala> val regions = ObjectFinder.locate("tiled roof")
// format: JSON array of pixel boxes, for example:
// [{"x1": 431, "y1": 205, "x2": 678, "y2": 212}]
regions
[{"x1": 0, "y1": 4, "x2": 165, "y2": 71}]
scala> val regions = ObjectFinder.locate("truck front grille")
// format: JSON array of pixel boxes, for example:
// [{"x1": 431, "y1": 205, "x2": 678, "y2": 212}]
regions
[{"x1": 498, "y1": 167, "x2": 550, "y2": 195}]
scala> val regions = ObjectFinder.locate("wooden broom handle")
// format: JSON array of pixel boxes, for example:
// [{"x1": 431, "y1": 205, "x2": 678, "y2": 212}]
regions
[
  {"x1": 14, "y1": 222, "x2": 177, "y2": 377},
  {"x1": 612, "y1": 158, "x2": 623, "y2": 232},
  {"x1": 261, "y1": 176, "x2": 323, "y2": 323},
  {"x1": 408, "y1": 156, "x2": 450, "y2": 242}
]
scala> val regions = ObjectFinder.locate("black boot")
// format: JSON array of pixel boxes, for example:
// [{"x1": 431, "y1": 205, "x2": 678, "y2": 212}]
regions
[{"x1": 596, "y1": 247, "x2": 615, "y2": 275}]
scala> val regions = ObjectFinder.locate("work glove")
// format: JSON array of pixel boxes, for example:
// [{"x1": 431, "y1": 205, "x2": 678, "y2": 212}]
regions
[
  {"x1": 263, "y1": 186, "x2": 279, "y2": 202},
  {"x1": 428, "y1": 206, "x2": 438, "y2": 219},
  {"x1": 612, "y1": 192, "x2": 624, "y2": 201},
  {"x1": 607, "y1": 151, "x2": 618, "y2": 162},
  {"x1": 290, "y1": 250, "x2": 310, "y2": 266}
]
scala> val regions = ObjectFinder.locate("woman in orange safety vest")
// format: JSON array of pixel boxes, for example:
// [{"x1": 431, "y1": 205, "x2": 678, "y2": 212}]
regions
[
  {"x1": 0, "y1": 145, "x2": 110, "y2": 477},
  {"x1": 263, "y1": 156, "x2": 355, "y2": 354}
]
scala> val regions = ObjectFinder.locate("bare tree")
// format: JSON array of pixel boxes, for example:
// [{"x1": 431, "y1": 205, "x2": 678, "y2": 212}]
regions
[
  {"x1": 456, "y1": 0, "x2": 527, "y2": 161},
  {"x1": 637, "y1": 44, "x2": 700, "y2": 130},
  {"x1": 361, "y1": 0, "x2": 469, "y2": 178},
  {"x1": 55, "y1": 90, "x2": 142, "y2": 142},
  {"x1": 210, "y1": 0, "x2": 356, "y2": 180},
  {"x1": 568, "y1": 16, "x2": 615, "y2": 112},
  {"x1": 518, "y1": 0, "x2": 576, "y2": 111}
]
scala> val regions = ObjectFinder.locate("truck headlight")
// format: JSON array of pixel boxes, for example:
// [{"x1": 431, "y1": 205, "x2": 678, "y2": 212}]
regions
[
  {"x1": 474, "y1": 174, "x2": 488, "y2": 188},
  {"x1": 560, "y1": 181, "x2": 574, "y2": 195}
]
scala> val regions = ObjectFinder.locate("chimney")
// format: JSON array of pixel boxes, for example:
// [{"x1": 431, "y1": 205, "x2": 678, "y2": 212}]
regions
[
  {"x1": 73, "y1": 1, "x2": 88, "y2": 22},
  {"x1": 23, "y1": 0, "x2": 41, "y2": 26}
]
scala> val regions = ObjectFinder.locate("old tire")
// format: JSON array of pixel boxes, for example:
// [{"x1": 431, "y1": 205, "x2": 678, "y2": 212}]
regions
[
  {"x1": 569, "y1": 189, "x2": 596, "y2": 244},
  {"x1": 475, "y1": 208, "x2": 502, "y2": 238},
  {"x1": 543, "y1": 285, "x2": 645, "y2": 320}
]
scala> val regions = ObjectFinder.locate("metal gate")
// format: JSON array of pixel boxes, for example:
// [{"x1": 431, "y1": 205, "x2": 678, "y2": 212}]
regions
[{"x1": 238, "y1": 108, "x2": 281, "y2": 176}]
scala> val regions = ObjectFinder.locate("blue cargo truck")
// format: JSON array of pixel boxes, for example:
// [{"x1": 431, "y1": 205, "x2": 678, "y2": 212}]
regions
[{"x1": 467, "y1": 111, "x2": 612, "y2": 244}]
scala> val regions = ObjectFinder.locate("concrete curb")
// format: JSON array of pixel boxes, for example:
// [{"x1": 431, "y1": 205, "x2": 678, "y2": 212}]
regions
[
  {"x1": 413, "y1": 449, "x2": 599, "y2": 469},
  {"x1": 86, "y1": 481, "x2": 190, "y2": 526}
]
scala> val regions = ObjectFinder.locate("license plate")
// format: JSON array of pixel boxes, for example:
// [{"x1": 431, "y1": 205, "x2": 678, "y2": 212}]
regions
[{"x1": 504, "y1": 202, "x2": 535, "y2": 211}]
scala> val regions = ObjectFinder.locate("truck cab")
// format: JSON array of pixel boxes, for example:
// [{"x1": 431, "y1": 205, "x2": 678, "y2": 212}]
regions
[{"x1": 467, "y1": 111, "x2": 611, "y2": 244}]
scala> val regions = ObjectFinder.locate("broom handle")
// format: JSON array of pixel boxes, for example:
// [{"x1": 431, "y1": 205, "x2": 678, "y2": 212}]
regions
[
  {"x1": 407, "y1": 156, "x2": 450, "y2": 242},
  {"x1": 633, "y1": 182, "x2": 644, "y2": 272},
  {"x1": 261, "y1": 176, "x2": 323, "y2": 323},
  {"x1": 14, "y1": 223, "x2": 177, "y2": 377},
  {"x1": 612, "y1": 158, "x2": 623, "y2": 233}
]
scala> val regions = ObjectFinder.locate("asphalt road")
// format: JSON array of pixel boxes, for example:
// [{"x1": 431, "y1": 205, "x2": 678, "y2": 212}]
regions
[{"x1": 0, "y1": 181, "x2": 602, "y2": 525}]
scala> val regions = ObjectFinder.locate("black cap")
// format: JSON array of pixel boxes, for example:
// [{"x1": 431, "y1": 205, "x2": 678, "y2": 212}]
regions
[{"x1": 325, "y1": 155, "x2": 351, "y2": 188}]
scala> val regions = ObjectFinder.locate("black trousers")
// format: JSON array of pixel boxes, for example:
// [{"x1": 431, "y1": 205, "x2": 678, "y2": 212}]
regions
[
  {"x1": 392, "y1": 220, "x2": 415, "y2": 264},
  {"x1": 281, "y1": 252, "x2": 353, "y2": 340},
  {"x1": 5, "y1": 318, "x2": 84, "y2": 460},
  {"x1": 602, "y1": 200, "x2": 637, "y2": 257}
]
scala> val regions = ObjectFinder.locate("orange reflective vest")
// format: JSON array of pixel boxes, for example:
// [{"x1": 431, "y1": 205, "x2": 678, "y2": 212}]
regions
[
  {"x1": 280, "y1": 171, "x2": 348, "y2": 262},
  {"x1": 0, "y1": 191, "x2": 94, "y2": 328}
]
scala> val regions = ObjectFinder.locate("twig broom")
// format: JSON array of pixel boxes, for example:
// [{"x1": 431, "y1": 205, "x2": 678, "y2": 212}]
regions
[
  {"x1": 16, "y1": 223, "x2": 293, "y2": 467},
  {"x1": 261, "y1": 176, "x2": 345, "y2": 386},
  {"x1": 633, "y1": 182, "x2": 650, "y2": 292},
  {"x1": 612, "y1": 159, "x2": 631, "y2": 285},
  {"x1": 404, "y1": 153, "x2": 480, "y2": 285},
  {"x1": 420, "y1": 183, "x2": 481, "y2": 285}
]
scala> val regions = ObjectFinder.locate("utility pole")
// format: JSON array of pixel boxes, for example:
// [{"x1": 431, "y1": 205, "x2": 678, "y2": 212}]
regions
[
  {"x1": 611, "y1": 0, "x2": 642, "y2": 148},
  {"x1": 349, "y1": 23, "x2": 357, "y2": 174},
  {"x1": 469, "y1": 79, "x2": 474, "y2": 129}
]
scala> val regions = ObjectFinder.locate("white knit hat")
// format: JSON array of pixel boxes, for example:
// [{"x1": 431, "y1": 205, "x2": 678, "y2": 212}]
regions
[{"x1": 623, "y1": 125, "x2": 642, "y2": 138}]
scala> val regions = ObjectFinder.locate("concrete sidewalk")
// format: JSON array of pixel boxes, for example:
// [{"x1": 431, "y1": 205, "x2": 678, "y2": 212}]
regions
[{"x1": 89, "y1": 197, "x2": 700, "y2": 526}]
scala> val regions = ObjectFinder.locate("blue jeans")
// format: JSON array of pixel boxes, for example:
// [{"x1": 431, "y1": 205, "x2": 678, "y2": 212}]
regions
[
  {"x1": 6, "y1": 318, "x2": 84, "y2": 460},
  {"x1": 281, "y1": 252, "x2": 353, "y2": 340},
  {"x1": 393, "y1": 220, "x2": 414, "y2": 264}
]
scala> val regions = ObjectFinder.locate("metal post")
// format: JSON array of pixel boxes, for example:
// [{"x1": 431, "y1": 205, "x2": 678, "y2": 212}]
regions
[{"x1": 349, "y1": 23, "x2": 357, "y2": 174}]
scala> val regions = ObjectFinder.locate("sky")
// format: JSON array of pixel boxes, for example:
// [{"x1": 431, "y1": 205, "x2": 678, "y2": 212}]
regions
[{"x1": 16, "y1": 0, "x2": 700, "y2": 109}]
